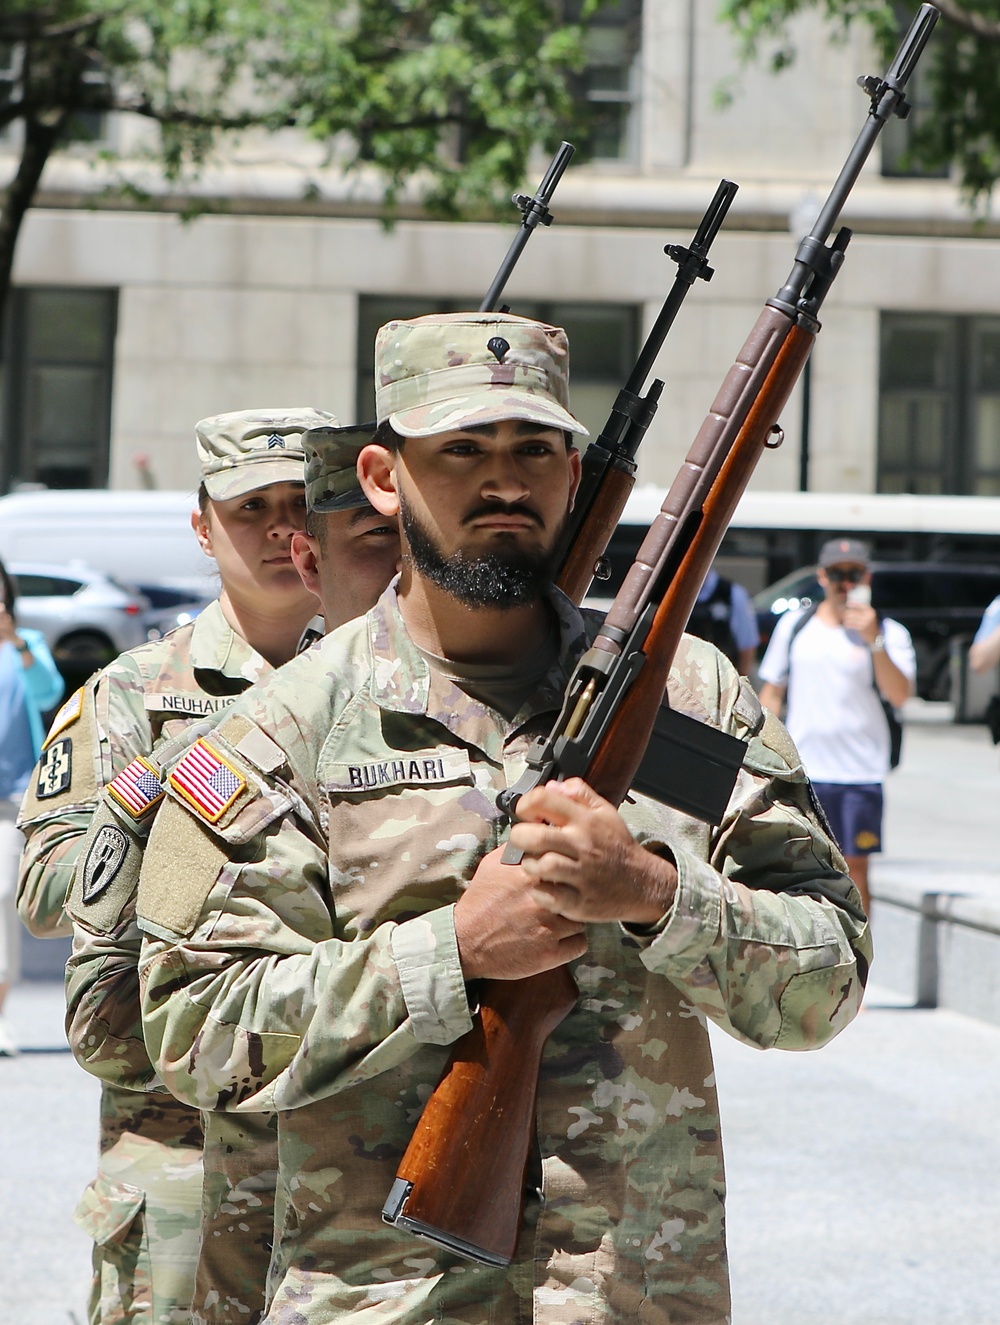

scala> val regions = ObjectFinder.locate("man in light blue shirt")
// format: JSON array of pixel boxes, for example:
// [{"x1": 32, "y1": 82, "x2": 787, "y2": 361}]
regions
[
  {"x1": 0, "y1": 563, "x2": 64, "y2": 1056},
  {"x1": 969, "y1": 595, "x2": 1000, "y2": 674}
]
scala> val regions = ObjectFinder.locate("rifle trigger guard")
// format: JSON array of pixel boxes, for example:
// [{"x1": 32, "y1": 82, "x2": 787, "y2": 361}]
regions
[{"x1": 765, "y1": 425, "x2": 784, "y2": 449}]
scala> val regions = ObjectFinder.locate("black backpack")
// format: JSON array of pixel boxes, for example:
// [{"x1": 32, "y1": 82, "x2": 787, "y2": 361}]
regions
[
  {"x1": 786, "y1": 604, "x2": 903, "y2": 770},
  {"x1": 687, "y1": 575, "x2": 740, "y2": 668}
]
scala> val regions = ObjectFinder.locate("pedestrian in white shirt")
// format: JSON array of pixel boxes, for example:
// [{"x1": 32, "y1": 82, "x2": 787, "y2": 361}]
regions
[{"x1": 758, "y1": 537, "x2": 915, "y2": 915}]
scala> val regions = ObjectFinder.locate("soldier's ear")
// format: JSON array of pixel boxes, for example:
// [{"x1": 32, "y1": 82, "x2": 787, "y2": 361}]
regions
[
  {"x1": 567, "y1": 445, "x2": 582, "y2": 512},
  {"x1": 290, "y1": 530, "x2": 321, "y2": 598},
  {"x1": 358, "y1": 444, "x2": 399, "y2": 518},
  {"x1": 191, "y1": 506, "x2": 213, "y2": 556}
]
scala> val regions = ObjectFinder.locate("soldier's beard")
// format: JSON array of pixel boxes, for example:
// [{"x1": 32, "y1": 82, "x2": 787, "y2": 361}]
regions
[{"x1": 399, "y1": 492, "x2": 557, "y2": 609}]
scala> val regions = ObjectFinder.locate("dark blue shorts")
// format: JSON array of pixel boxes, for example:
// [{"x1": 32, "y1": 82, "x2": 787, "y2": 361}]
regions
[{"x1": 811, "y1": 782, "x2": 884, "y2": 858}]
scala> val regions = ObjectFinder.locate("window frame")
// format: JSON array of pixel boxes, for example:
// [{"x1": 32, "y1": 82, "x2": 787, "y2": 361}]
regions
[
  {"x1": 878, "y1": 311, "x2": 1000, "y2": 496},
  {"x1": 1, "y1": 286, "x2": 118, "y2": 494}
]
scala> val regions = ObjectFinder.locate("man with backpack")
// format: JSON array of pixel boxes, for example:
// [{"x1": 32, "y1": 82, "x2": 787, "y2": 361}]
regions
[
  {"x1": 758, "y1": 537, "x2": 915, "y2": 916},
  {"x1": 686, "y1": 564, "x2": 759, "y2": 676}
]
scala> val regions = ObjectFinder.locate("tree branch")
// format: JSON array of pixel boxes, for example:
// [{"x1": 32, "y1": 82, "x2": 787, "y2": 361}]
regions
[
  {"x1": 0, "y1": 13, "x2": 103, "y2": 43},
  {"x1": 935, "y1": 1, "x2": 1000, "y2": 42},
  {"x1": 0, "y1": 110, "x2": 67, "y2": 357}
]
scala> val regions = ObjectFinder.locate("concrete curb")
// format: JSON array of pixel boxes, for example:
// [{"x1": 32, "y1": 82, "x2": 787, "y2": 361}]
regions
[{"x1": 871, "y1": 856, "x2": 1000, "y2": 1025}]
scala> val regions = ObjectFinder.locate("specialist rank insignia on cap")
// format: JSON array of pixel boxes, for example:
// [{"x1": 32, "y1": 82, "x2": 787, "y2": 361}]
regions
[
  {"x1": 169, "y1": 739, "x2": 247, "y2": 822},
  {"x1": 108, "y1": 757, "x2": 166, "y2": 820}
]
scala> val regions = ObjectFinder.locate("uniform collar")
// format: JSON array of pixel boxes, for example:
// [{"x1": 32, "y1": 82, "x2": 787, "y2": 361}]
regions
[
  {"x1": 188, "y1": 599, "x2": 271, "y2": 685},
  {"x1": 366, "y1": 583, "x2": 591, "y2": 749}
]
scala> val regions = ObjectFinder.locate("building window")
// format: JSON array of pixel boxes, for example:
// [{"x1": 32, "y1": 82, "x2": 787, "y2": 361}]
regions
[
  {"x1": 1, "y1": 287, "x2": 118, "y2": 493},
  {"x1": 0, "y1": 44, "x2": 16, "y2": 143},
  {"x1": 565, "y1": 0, "x2": 642, "y2": 163},
  {"x1": 878, "y1": 313, "x2": 1000, "y2": 495},
  {"x1": 0, "y1": 46, "x2": 110, "y2": 148},
  {"x1": 64, "y1": 57, "x2": 111, "y2": 146},
  {"x1": 356, "y1": 297, "x2": 638, "y2": 441}
]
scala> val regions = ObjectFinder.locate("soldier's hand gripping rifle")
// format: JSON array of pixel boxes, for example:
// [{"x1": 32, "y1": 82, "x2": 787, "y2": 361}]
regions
[{"x1": 383, "y1": 1, "x2": 939, "y2": 1270}]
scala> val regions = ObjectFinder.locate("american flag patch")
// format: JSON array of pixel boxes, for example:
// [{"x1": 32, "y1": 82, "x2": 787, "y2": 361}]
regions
[
  {"x1": 169, "y1": 740, "x2": 246, "y2": 823},
  {"x1": 107, "y1": 757, "x2": 165, "y2": 820},
  {"x1": 44, "y1": 687, "x2": 84, "y2": 748}
]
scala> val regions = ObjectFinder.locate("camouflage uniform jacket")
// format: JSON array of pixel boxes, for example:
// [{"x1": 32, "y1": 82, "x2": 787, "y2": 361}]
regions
[{"x1": 138, "y1": 584, "x2": 869, "y2": 1325}]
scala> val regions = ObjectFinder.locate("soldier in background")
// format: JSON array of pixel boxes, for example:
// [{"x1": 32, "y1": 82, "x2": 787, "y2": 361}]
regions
[
  {"x1": 686, "y1": 561, "x2": 759, "y2": 676},
  {"x1": 135, "y1": 312, "x2": 868, "y2": 1325},
  {"x1": 17, "y1": 410, "x2": 398, "y2": 1325}
]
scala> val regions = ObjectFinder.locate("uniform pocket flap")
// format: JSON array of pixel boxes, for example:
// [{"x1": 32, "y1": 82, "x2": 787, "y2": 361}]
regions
[{"x1": 73, "y1": 1175, "x2": 145, "y2": 1246}]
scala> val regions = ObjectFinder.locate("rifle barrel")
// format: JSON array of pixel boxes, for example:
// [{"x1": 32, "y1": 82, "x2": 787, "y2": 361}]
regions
[{"x1": 479, "y1": 142, "x2": 575, "y2": 314}]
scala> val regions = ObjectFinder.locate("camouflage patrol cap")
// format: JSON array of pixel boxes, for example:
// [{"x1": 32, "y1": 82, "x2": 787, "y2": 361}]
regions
[
  {"x1": 196, "y1": 407, "x2": 337, "y2": 500},
  {"x1": 374, "y1": 312, "x2": 588, "y2": 439},
  {"x1": 302, "y1": 424, "x2": 376, "y2": 513}
]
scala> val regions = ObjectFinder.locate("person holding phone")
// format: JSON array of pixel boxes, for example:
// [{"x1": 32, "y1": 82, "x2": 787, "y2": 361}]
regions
[
  {"x1": 0, "y1": 559, "x2": 64, "y2": 1056},
  {"x1": 758, "y1": 538, "x2": 915, "y2": 915}
]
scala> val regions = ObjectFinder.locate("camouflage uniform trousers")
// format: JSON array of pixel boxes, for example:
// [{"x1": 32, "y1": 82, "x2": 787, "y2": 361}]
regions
[{"x1": 74, "y1": 1086, "x2": 204, "y2": 1325}]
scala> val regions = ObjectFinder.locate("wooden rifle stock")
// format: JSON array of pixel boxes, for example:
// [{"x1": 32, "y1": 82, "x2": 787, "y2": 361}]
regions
[
  {"x1": 586, "y1": 321, "x2": 815, "y2": 804},
  {"x1": 383, "y1": 967, "x2": 577, "y2": 1265},
  {"x1": 383, "y1": 3, "x2": 939, "y2": 1269},
  {"x1": 555, "y1": 461, "x2": 635, "y2": 603}
]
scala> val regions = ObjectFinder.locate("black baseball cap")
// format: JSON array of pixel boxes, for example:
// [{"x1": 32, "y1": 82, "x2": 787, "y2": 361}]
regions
[{"x1": 818, "y1": 537, "x2": 871, "y2": 569}]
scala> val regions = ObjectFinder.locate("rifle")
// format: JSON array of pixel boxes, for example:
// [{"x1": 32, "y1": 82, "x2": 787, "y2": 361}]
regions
[
  {"x1": 382, "y1": 1, "x2": 940, "y2": 1269},
  {"x1": 479, "y1": 142, "x2": 576, "y2": 315}
]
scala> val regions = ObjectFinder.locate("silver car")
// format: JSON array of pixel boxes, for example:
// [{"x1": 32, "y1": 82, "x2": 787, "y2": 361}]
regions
[{"x1": 10, "y1": 561, "x2": 150, "y2": 675}]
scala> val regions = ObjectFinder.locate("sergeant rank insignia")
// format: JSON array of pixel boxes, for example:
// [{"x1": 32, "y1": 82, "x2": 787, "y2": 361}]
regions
[
  {"x1": 37, "y1": 738, "x2": 72, "y2": 798},
  {"x1": 108, "y1": 757, "x2": 165, "y2": 820},
  {"x1": 169, "y1": 740, "x2": 246, "y2": 823}
]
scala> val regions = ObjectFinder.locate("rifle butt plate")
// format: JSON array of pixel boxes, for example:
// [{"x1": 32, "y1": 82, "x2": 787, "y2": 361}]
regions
[{"x1": 382, "y1": 1178, "x2": 512, "y2": 1267}]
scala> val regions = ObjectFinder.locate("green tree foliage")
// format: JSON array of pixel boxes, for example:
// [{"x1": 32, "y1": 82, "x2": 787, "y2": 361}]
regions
[
  {"x1": 719, "y1": 0, "x2": 1000, "y2": 207},
  {"x1": 0, "y1": 0, "x2": 605, "y2": 336}
]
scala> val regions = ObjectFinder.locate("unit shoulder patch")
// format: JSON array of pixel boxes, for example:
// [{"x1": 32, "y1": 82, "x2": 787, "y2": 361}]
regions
[
  {"x1": 81, "y1": 824, "x2": 130, "y2": 903},
  {"x1": 37, "y1": 738, "x2": 73, "y2": 799},
  {"x1": 169, "y1": 739, "x2": 248, "y2": 823},
  {"x1": 43, "y1": 688, "x2": 84, "y2": 748}
]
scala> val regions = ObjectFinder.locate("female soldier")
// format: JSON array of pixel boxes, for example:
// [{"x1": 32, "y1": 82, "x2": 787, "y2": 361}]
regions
[{"x1": 17, "y1": 409, "x2": 399, "y2": 1325}]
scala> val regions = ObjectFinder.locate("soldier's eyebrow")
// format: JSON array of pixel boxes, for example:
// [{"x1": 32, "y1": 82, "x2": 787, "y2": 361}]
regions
[
  {"x1": 459, "y1": 422, "x2": 558, "y2": 438},
  {"x1": 348, "y1": 504, "x2": 381, "y2": 527}
]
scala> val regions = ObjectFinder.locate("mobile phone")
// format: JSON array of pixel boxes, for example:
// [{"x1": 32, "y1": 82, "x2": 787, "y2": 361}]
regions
[{"x1": 846, "y1": 584, "x2": 871, "y2": 608}]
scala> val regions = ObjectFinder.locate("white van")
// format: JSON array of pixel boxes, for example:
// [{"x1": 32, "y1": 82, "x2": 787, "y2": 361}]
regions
[{"x1": 0, "y1": 489, "x2": 217, "y2": 596}]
